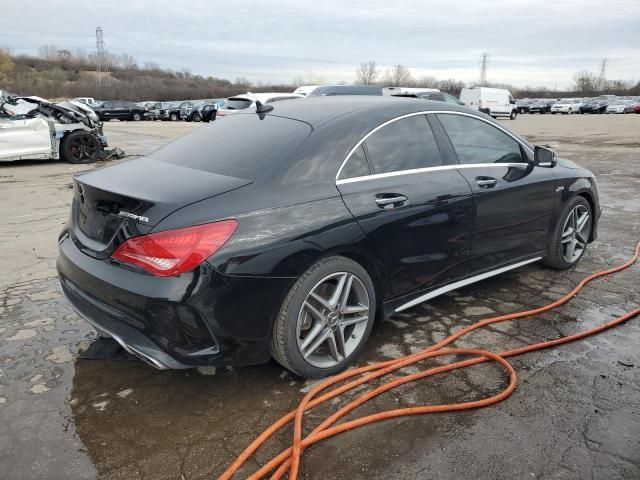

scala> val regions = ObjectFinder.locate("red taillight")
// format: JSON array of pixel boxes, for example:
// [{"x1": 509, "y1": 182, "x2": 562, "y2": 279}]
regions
[{"x1": 112, "y1": 220, "x2": 237, "y2": 277}]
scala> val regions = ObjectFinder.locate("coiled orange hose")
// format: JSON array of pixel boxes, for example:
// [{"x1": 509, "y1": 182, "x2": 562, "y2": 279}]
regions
[{"x1": 219, "y1": 241, "x2": 640, "y2": 480}]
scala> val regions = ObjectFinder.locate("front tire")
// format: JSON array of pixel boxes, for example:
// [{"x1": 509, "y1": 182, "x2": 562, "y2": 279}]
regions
[
  {"x1": 131, "y1": 112, "x2": 142, "y2": 121},
  {"x1": 510, "y1": 110, "x2": 517, "y2": 120},
  {"x1": 169, "y1": 113, "x2": 179, "y2": 121},
  {"x1": 271, "y1": 256, "x2": 376, "y2": 378},
  {"x1": 543, "y1": 196, "x2": 592, "y2": 269},
  {"x1": 61, "y1": 131, "x2": 101, "y2": 164}
]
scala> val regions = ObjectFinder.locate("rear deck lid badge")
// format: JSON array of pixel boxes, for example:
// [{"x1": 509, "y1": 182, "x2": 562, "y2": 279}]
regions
[{"x1": 118, "y1": 211, "x2": 150, "y2": 223}]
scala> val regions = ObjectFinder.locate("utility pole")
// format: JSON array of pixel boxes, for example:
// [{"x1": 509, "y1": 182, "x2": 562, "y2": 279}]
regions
[
  {"x1": 479, "y1": 52, "x2": 488, "y2": 87},
  {"x1": 96, "y1": 26, "x2": 111, "y2": 87},
  {"x1": 597, "y1": 58, "x2": 608, "y2": 93}
]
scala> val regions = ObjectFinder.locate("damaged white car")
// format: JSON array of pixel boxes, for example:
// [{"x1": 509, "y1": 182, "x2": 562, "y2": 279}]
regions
[{"x1": 0, "y1": 95, "x2": 108, "y2": 164}]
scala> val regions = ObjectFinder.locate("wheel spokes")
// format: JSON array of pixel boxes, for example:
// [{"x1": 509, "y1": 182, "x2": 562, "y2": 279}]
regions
[
  {"x1": 561, "y1": 205, "x2": 591, "y2": 263},
  {"x1": 301, "y1": 325, "x2": 329, "y2": 359},
  {"x1": 340, "y1": 314, "x2": 369, "y2": 328},
  {"x1": 328, "y1": 273, "x2": 348, "y2": 308},
  {"x1": 296, "y1": 271, "x2": 370, "y2": 368}
]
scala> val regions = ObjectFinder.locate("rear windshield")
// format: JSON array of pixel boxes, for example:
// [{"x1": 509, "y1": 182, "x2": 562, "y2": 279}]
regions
[
  {"x1": 152, "y1": 114, "x2": 311, "y2": 179},
  {"x1": 225, "y1": 98, "x2": 253, "y2": 110}
]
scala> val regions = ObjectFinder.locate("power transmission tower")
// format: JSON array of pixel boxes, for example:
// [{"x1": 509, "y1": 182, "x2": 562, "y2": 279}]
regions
[
  {"x1": 597, "y1": 58, "x2": 608, "y2": 92},
  {"x1": 479, "y1": 52, "x2": 488, "y2": 87},
  {"x1": 96, "y1": 26, "x2": 111, "y2": 87}
]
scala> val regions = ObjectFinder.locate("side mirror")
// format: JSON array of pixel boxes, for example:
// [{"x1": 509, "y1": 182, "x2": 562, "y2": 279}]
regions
[{"x1": 533, "y1": 145, "x2": 557, "y2": 168}]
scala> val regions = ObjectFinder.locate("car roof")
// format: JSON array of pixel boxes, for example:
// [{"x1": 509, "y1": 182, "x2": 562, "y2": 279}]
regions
[
  {"x1": 262, "y1": 95, "x2": 470, "y2": 129},
  {"x1": 230, "y1": 93, "x2": 303, "y2": 102}
]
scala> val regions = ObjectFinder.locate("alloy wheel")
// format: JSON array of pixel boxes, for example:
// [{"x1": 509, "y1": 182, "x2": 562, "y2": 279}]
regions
[
  {"x1": 561, "y1": 204, "x2": 591, "y2": 263},
  {"x1": 296, "y1": 272, "x2": 370, "y2": 368},
  {"x1": 70, "y1": 134, "x2": 98, "y2": 162}
]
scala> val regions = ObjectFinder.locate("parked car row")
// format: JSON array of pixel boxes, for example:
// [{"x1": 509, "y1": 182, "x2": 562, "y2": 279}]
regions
[{"x1": 516, "y1": 95, "x2": 640, "y2": 115}]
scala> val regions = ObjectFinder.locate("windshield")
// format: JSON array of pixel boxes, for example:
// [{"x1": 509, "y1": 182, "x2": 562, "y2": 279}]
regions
[{"x1": 224, "y1": 98, "x2": 253, "y2": 110}]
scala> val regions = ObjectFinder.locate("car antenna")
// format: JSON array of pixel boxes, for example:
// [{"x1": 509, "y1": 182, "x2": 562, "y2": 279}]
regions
[
  {"x1": 248, "y1": 92, "x2": 274, "y2": 115},
  {"x1": 255, "y1": 100, "x2": 273, "y2": 114}
]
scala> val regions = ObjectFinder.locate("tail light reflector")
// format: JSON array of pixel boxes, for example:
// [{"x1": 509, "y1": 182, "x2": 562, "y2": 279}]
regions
[{"x1": 112, "y1": 220, "x2": 237, "y2": 277}]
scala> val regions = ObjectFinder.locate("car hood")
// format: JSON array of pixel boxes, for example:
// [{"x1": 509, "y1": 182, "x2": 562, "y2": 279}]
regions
[{"x1": 556, "y1": 158, "x2": 583, "y2": 169}]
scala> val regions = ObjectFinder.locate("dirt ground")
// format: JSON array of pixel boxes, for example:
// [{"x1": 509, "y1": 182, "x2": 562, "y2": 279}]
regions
[{"x1": 1, "y1": 114, "x2": 639, "y2": 480}]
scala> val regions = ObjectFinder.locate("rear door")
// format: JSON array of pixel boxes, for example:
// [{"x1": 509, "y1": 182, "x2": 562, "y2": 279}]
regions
[
  {"x1": 336, "y1": 114, "x2": 473, "y2": 300},
  {"x1": 434, "y1": 113, "x2": 556, "y2": 273}
]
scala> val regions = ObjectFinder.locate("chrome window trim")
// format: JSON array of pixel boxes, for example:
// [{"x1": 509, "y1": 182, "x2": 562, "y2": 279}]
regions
[
  {"x1": 335, "y1": 110, "x2": 534, "y2": 182},
  {"x1": 336, "y1": 162, "x2": 530, "y2": 185},
  {"x1": 395, "y1": 256, "x2": 542, "y2": 313}
]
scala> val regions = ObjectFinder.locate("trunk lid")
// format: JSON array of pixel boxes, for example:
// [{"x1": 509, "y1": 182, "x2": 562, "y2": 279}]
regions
[{"x1": 71, "y1": 157, "x2": 251, "y2": 258}]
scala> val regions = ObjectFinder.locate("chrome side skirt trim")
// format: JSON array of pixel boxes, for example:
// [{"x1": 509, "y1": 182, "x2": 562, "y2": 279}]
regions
[{"x1": 394, "y1": 256, "x2": 542, "y2": 313}]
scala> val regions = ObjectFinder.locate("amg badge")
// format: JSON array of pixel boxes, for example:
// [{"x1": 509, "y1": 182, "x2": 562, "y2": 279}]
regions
[{"x1": 118, "y1": 211, "x2": 149, "y2": 223}]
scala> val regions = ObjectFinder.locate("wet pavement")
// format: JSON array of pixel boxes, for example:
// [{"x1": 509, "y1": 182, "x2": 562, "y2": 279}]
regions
[{"x1": 1, "y1": 116, "x2": 639, "y2": 479}]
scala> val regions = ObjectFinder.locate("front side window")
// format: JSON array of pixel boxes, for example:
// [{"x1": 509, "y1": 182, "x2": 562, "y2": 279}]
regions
[
  {"x1": 437, "y1": 114, "x2": 524, "y2": 164},
  {"x1": 338, "y1": 145, "x2": 370, "y2": 180},
  {"x1": 363, "y1": 115, "x2": 442, "y2": 174}
]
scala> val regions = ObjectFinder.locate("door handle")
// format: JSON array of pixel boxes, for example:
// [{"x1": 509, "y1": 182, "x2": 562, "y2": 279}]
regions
[
  {"x1": 375, "y1": 194, "x2": 408, "y2": 209},
  {"x1": 475, "y1": 177, "x2": 497, "y2": 188}
]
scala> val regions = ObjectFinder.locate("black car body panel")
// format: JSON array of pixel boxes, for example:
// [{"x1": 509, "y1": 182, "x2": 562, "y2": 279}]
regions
[
  {"x1": 528, "y1": 100, "x2": 555, "y2": 114},
  {"x1": 93, "y1": 101, "x2": 146, "y2": 121},
  {"x1": 580, "y1": 101, "x2": 608, "y2": 114},
  {"x1": 57, "y1": 96, "x2": 601, "y2": 370}
]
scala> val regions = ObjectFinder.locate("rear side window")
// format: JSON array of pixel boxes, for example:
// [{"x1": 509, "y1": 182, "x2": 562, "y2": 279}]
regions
[
  {"x1": 339, "y1": 145, "x2": 370, "y2": 180},
  {"x1": 364, "y1": 115, "x2": 442, "y2": 174},
  {"x1": 437, "y1": 114, "x2": 524, "y2": 164}
]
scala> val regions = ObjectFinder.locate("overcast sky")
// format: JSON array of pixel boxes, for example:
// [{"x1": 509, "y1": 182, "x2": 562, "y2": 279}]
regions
[{"x1": 2, "y1": 0, "x2": 639, "y2": 88}]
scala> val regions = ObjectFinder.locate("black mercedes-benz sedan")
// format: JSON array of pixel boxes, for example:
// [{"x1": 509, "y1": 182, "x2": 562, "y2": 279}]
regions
[{"x1": 57, "y1": 96, "x2": 600, "y2": 378}]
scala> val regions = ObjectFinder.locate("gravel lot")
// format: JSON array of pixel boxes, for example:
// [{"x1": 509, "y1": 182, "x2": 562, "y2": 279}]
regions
[{"x1": 1, "y1": 114, "x2": 639, "y2": 479}]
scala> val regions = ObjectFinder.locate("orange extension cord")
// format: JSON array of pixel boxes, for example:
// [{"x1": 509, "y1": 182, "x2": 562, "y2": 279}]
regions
[{"x1": 219, "y1": 241, "x2": 640, "y2": 480}]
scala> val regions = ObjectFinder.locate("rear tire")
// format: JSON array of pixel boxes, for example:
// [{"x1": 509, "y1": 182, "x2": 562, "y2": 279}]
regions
[
  {"x1": 543, "y1": 196, "x2": 592, "y2": 270},
  {"x1": 131, "y1": 112, "x2": 142, "y2": 121},
  {"x1": 169, "y1": 113, "x2": 179, "y2": 121},
  {"x1": 61, "y1": 131, "x2": 101, "y2": 164},
  {"x1": 271, "y1": 256, "x2": 376, "y2": 378}
]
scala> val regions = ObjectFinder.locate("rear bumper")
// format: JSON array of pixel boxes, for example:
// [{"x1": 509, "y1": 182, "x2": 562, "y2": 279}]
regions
[{"x1": 57, "y1": 232, "x2": 296, "y2": 369}]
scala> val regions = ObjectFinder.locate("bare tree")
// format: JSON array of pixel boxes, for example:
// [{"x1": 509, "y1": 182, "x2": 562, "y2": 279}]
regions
[
  {"x1": 0, "y1": 49, "x2": 14, "y2": 83},
  {"x1": 384, "y1": 64, "x2": 412, "y2": 87},
  {"x1": 573, "y1": 70, "x2": 597, "y2": 94},
  {"x1": 355, "y1": 61, "x2": 378, "y2": 85},
  {"x1": 37, "y1": 44, "x2": 59, "y2": 60}
]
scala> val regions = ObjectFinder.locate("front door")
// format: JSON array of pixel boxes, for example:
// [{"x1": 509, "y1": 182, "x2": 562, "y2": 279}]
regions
[{"x1": 435, "y1": 113, "x2": 556, "y2": 273}]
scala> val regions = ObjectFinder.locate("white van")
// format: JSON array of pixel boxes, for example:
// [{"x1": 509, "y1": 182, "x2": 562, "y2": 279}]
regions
[
  {"x1": 382, "y1": 87, "x2": 440, "y2": 96},
  {"x1": 459, "y1": 87, "x2": 518, "y2": 119}
]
